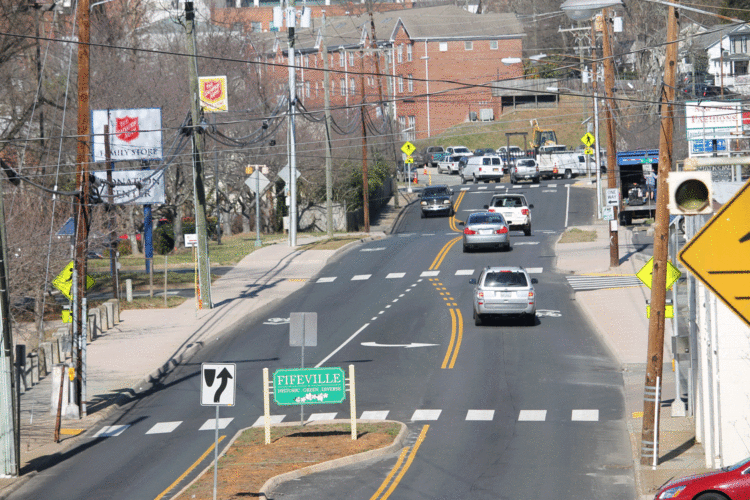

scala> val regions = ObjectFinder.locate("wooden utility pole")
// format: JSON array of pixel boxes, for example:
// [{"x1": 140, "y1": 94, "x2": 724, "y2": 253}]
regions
[
  {"x1": 641, "y1": 1, "x2": 678, "y2": 466},
  {"x1": 601, "y1": 9, "x2": 619, "y2": 268},
  {"x1": 322, "y1": 13, "x2": 333, "y2": 239},
  {"x1": 360, "y1": 49, "x2": 370, "y2": 232},
  {"x1": 185, "y1": 2, "x2": 212, "y2": 308},
  {"x1": 73, "y1": 0, "x2": 91, "y2": 416}
]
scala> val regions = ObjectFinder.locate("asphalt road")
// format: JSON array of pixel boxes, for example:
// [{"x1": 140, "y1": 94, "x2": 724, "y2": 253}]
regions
[{"x1": 9, "y1": 176, "x2": 637, "y2": 499}]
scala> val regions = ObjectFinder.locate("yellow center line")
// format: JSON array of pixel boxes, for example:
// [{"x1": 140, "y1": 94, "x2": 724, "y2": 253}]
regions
[
  {"x1": 379, "y1": 425, "x2": 430, "y2": 500},
  {"x1": 368, "y1": 446, "x2": 411, "y2": 500},
  {"x1": 441, "y1": 308, "x2": 458, "y2": 369},
  {"x1": 448, "y1": 308, "x2": 463, "y2": 369},
  {"x1": 429, "y1": 236, "x2": 460, "y2": 270},
  {"x1": 154, "y1": 435, "x2": 226, "y2": 500},
  {"x1": 449, "y1": 191, "x2": 467, "y2": 232}
]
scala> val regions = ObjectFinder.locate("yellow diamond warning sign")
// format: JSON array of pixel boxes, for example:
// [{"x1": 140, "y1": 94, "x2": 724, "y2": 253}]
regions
[
  {"x1": 52, "y1": 261, "x2": 95, "y2": 300},
  {"x1": 636, "y1": 257, "x2": 681, "y2": 291}
]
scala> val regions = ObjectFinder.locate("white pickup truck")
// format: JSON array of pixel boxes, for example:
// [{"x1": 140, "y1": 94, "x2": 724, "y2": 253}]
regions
[
  {"x1": 437, "y1": 155, "x2": 462, "y2": 174},
  {"x1": 536, "y1": 146, "x2": 585, "y2": 179},
  {"x1": 485, "y1": 193, "x2": 534, "y2": 236}
]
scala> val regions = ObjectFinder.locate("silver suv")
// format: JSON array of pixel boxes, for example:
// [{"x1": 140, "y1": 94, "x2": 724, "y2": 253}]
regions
[{"x1": 469, "y1": 266, "x2": 537, "y2": 326}]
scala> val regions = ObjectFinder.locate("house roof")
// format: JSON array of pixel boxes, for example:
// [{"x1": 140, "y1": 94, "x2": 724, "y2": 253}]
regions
[{"x1": 694, "y1": 24, "x2": 737, "y2": 51}]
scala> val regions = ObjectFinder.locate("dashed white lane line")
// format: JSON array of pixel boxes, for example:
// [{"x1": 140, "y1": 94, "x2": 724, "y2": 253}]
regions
[
  {"x1": 371, "y1": 317, "x2": 378, "y2": 321},
  {"x1": 317, "y1": 277, "x2": 336, "y2": 283},
  {"x1": 526, "y1": 267, "x2": 544, "y2": 274},
  {"x1": 386, "y1": 273, "x2": 406, "y2": 279},
  {"x1": 514, "y1": 242, "x2": 539, "y2": 245},
  {"x1": 548, "y1": 184, "x2": 558, "y2": 187},
  {"x1": 455, "y1": 269, "x2": 474, "y2": 275},
  {"x1": 92, "y1": 425, "x2": 130, "y2": 438},
  {"x1": 199, "y1": 418, "x2": 233, "y2": 431},
  {"x1": 360, "y1": 411, "x2": 389, "y2": 420},
  {"x1": 252, "y1": 415, "x2": 286, "y2": 427},
  {"x1": 308, "y1": 413, "x2": 337, "y2": 422},
  {"x1": 411, "y1": 409, "x2": 442, "y2": 421},
  {"x1": 466, "y1": 410, "x2": 495, "y2": 421},
  {"x1": 351, "y1": 274, "x2": 371, "y2": 281},
  {"x1": 146, "y1": 422, "x2": 182, "y2": 435},
  {"x1": 421, "y1": 271, "x2": 440, "y2": 277},
  {"x1": 572, "y1": 409, "x2": 599, "y2": 421},
  {"x1": 518, "y1": 410, "x2": 547, "y2": 422}
]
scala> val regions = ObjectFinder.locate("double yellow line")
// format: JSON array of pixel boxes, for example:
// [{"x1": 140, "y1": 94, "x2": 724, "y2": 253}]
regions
[
  {"x1": 448, "y1": 190, "x2": 467, "y2": 232},
  {"x1": 441, "y1": 308, "x2": 463, "y2": 369},
  {"x1": 429, "y1": 237, "x2": 461, "y2": 270},
  {"x1": 369, "y1": 425, "x2": 430, "y2": 500}
]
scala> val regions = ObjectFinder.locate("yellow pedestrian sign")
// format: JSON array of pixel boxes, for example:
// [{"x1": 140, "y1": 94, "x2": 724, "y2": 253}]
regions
[
  {"x1": 405, "y1": 156, "x2": 414, "y2": 164},
  {"x1": 679, "y1": 177, "x2": 750, "y2": 327},
  {"x1": 401, "y1": 141, "x2": 416, "y2": 156},
  {"x1": 584, "y1": 147, "x2": 594, "y2": 155},
  {"x1": 636, "y1": 257, "x2": 681, "y2": 291},
  {"x1": 581, "y1": 133, "x2": 595, "y2": 147},
  {"x1": 52, "y1": 261, "x2": 95, "y2": 300}
]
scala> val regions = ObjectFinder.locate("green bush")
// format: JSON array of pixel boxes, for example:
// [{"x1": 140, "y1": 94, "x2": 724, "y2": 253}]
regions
[
  {"x1": 117, "y1": 239, "x2": 132, "y2": 256},
  {"x1": 153, "y1": 225, "x2": 175, "y2": 255}
]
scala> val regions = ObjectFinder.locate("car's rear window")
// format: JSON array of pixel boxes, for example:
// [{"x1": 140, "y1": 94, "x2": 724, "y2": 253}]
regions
[
  {"x1": 468, "y1": 214, "x2": 505, "y2": 224},
  {"x1": 492, "y1": 197, "x2": 523, "y2": 207},
  {"x1": 483, "y1": 271, "x2": 528, "y2": 287},
  {"x1": 517, "y1": 160, "x2": 535, "y2": 167}
]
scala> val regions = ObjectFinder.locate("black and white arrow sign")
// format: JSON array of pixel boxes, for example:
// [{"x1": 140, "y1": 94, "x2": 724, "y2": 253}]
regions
[{"x1": 201, "y1": 363, "x2": 236, "y2": 406}]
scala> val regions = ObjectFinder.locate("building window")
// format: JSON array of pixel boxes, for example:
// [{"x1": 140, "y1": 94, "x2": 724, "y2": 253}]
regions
[
  {"x1": 439, "y1": 42, "x2": 448, "y2": 52},
  {"x1": 251, "y1": 21, "x2": 262, "y2": 32},
  {"x1": 489, "y1": 40, "x2": 498, "y2": 50},
  {"x1": 339, "y1": 51, "x2": 345, "y2": 67},
  {"x1": 397, "y1": 44, "x2": 403, "y2": 63},
  {"x1": 349, "y1": 52, "x2": 355, "y2": 67},
  {"x1": 408, "y1": 116, "x2": 416, "y2": 140},
  {"x1": 399, "y1": 116, "x2": 406, "y2": 129},
  {"x1": 350, "y1": 78, "x2": 356, "y2": 95},
  {"x1": 331, "y1": 80, "x2": 335, "y2": 94},
  {"x1": 398, "y1": 76, "x2": 404, "y2": 93},
  {"x1": 340, "y1": 78, "x2": 345, "y2": 95},
  {"x1": 465, "y1": 41, "x2": 473, "y2": 51},
  {"x1": 304, "y1": 55, "x2": 309, "y2": 67},
  {"x1": 305, "y1": 81, "x2": 310, "y2": 98},
  {"x1": 407, "y1": 44, "x2": 412, "y2": 61},
  {"x1": 408, "y1": 74, "x2": 413, "y2": 93}
]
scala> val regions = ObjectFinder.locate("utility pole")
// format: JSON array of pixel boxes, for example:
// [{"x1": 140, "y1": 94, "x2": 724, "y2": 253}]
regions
[
  {"x1": 322, "y1": 13, "x2": 334, "y2": 239},
  {"x1": 359, "y1": 49, "x2": 370, "y2": 233},
  {"x1": 185, "y1": 2, "x2": 212, "y2": 308},
  {"x1": 601, "y1": 9, "x2": 619, "y2": 268},
  {"x1": 641, "y1": 0, "x2": 678, "y2": 466},
  {"x1": 382, "y1": 43, "x2": 399, "y2": 209},
  {"x1": 287, "y1": 0, "x2": 298, "y2": 247},
  {"x1": 73, "y1": 0, "x2": 91, "y2": 417}
]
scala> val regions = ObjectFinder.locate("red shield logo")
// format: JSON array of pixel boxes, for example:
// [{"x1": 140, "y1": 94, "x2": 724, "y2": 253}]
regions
[
  {"x1": 115, "y1": 116, "x2": 139, "y2": 143},
  {"x1": 202, "y1": 80, "x2": 222, "y2": 102}
]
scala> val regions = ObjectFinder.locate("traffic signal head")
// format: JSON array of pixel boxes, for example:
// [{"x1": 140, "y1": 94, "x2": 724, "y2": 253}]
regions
[{"x1": 667, "y1": 171, "x2": 713, "y2": 215}]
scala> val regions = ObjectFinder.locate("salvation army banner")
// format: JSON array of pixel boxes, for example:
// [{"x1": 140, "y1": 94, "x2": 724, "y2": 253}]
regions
[
  {"x1": 199, "y1": 76, "x2": 228, "y2": 112},
  {"x1": 92, "y1": 169, "x2": 166, "y2": 205},
  {"x1": 91, "y1": 108, "x2": 163, "y2": 163}
]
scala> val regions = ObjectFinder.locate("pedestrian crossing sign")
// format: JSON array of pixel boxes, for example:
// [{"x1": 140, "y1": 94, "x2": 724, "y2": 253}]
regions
[
  {"x1": 52, "y1": 261, "x2": 95, "y2": 300},
  {"x1": 636, "y1": 257, "x2": 681, "y2": 291}
]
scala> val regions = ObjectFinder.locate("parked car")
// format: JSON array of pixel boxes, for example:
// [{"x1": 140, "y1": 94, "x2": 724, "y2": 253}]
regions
[
  {"x1": 485, "y1": 194, "x2": 533, "y2": 236},
  {"x1": 418, "y1": 146, "x2": 446, "y2": 167},
  {"x1": 445, "y1": 146, "x2": 472, "y2": 157},
  {"x1": 473, "y1": 148, "x2": 496, "y2": 156},
  {"x1": 469, "y1": 266, "x2": 537, "y2": 326},
  {"x1": 510, "y1": 158, "x2": 540, "y2": 184},
  {"x1": 460, "y1": 155, "x2": 504, "y2": 184},
  {"x1": 459, "y1": 211, "x2": 510, "y2": 252},
  {"x1": 653, "y1": 456, "x2": 750, "y2": 499},
  {"x1": 437, "y1": 155, "x2": 463, "y2": 174},
  {"x1": 419, "y1": 185, "x2": 454, "y2": 218},
  {"x1": 396, "y1": 161, "x2": 419, "y2": 182}
]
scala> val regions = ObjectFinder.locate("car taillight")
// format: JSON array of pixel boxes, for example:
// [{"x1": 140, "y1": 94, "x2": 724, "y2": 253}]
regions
[
  {"x1": 513, "y1": 167, "x2": 518, "y2": 173},
  {"x1": 495, "y1": 227, "x2": 508, "y2": 234},
  {"x1": 488, "y1": 208, "x2": 496, "y2": 212},
  {"x1": 477, "y1": 291, "x2": 484, "y2": 299},
  {"x1": 464, "y1": 228, "x2": 477, "y2": 235},
  {"x1": 528, "y1": 290, "x2": 535, "y2": 304},
  {"x1": 521, "y1": 208, "x2": 529, "y2": 215}
]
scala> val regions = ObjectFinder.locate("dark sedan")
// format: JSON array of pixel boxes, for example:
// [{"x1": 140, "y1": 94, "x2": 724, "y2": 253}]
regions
[{"x1": 419, "y1": 185, "x2": 454, "y2": 218}]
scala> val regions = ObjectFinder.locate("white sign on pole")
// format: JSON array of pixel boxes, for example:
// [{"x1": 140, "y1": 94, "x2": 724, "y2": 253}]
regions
[
  {"x1": 602, "y1": 205, "x2": 614, "y2": 221},
  {"x1": 245, "y1": 170, "x2": 271, "y2": 195},
  {"x1": 606, "y1": 188, "x2": 620, "y2": 206},
  {"x1": 201, "y1": 363, "x2": 236, "y2": 406},
  {"x1": 92, "y1": 108, "x2": 163, "y2": 163},
  {"x1": 278, "y1": 165, "x2": 301, "y2": 185},
  {"x1": 92, "y1": 170, "x2": 166, "y2": 204},
  {"x1": 184, "y1": 234, "x2": 198, "y2": 248}
]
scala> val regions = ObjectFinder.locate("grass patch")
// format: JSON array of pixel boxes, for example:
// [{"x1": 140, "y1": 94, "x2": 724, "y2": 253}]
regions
[
  {"x1": 296, "y1": 236, "x2": 362, "y2": 251},
  {"x1": 559, "y1": 228, "x2": 597, "y2": 243}
]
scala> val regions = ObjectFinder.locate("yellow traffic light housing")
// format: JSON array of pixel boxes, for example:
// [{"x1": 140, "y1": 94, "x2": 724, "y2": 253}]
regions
[{"x1": 668, "y1": 171, "x2": 713, "y2": 215}]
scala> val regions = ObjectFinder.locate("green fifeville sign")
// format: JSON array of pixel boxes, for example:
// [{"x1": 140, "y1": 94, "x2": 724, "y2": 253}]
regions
[{"x1": 273, "y1": 367, "x2": 346, "y2": 406}]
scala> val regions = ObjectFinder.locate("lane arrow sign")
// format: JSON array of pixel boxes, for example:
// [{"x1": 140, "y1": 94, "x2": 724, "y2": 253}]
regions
[
  {"x1": 361, "y1": 342, "x2": 439, "y2": 348},
  {"x1": 213, "y1": 368, "x2": 233, "y2": 403}
]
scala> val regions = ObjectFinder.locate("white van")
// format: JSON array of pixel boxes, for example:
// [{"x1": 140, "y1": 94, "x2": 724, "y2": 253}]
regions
[{"x1": 460, "y1": 155, "x2": 504, "y2": 184}]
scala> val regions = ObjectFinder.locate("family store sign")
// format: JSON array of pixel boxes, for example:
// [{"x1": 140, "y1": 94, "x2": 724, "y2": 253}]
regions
[{"x1": 273, "y1": 367, "x2": 346, "y2": 406}]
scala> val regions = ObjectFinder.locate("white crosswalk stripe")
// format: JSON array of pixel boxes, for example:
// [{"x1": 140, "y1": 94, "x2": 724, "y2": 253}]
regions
[
  {"x1": 386, "y1": 273, "x2": 406, "y2": 279},
  {"x1": 566, "y1": 275, "x2": 643, "y2": 291},
  {"x1": 146, "y1": 421, "x2": 182, "y2": 434},
  {"x1": 317, "y1": 277, "x2": 336, "y2": 283},
  {"x1": 411, "y1": 409, "x2": 442, "y2": 421},
  {"x1": 351, "y1": 274, "x2": 371, "y2": 281},
  {"x1": 199, "y1": 418, "x2": 233, "y2": 431},
  {"x1": 513, "y1": 242, "x2": 539, "y2": 245},
  {"x1": 92, "y1": 425, "x2": 130, "y2": 438},
  {"x1": 308, "y1": 413, "x2": 337, "y2": 422},
  {"x1": 518, "y1": 410, "x2": 547, "y2": 421},
  {"x1": 360, "y1": 411, "x2": 389, "y2": 420},
  {"x1": 572, "y1": 409, "x2": 599, "y2": 421},
  {"x1": 252, "y1": 415, "x2": 286, "y2": 427},
  {"x1": 455, "y1": 269, "x2": 474, "y2": 275},
  {"x1": 548, "y1": 184, "x2": 557, "y2": 187},
  {"x1": 466, "y1": 410, "x2": 495, "y2": 421},
  {"x1": 420, "y1": 271, "x2": 440, "y2": 277}
]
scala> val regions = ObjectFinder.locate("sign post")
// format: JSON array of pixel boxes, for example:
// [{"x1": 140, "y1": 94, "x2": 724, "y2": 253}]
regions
[
  {"x1": 401, "y1": 142, "x2": 416, "y2": 193},
  {"x1": 201, "y1": 362, "x2": 236, "y2": 500},
  {"x1": 289, "y1": 312, "x2": 317, "y2": 424}
]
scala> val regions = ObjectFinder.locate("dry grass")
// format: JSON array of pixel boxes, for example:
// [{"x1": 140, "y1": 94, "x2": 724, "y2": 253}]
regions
[{"x1": 559, "y1": 228, "x2": 597, "y2": 243}]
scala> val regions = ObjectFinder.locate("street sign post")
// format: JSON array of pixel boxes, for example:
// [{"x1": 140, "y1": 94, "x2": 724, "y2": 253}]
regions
[
  {"x1": 636, "y1": 256, "x2": 682, "y2": 291},
  {"x1": 245, "y1": 168, "x2": 270, "y2": 247},
  {"x1": 273, "y1": 367, "x2": 346, "y2": 405},
  {"x1": 678, "y1": 178, "x2": 750, "y2": 327},
  {"x1": 200, "y1": 362, "x2": 236, "y2": 500}
]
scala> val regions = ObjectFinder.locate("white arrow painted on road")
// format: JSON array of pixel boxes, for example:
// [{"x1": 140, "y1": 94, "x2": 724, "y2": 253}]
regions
[{"x1": 361, "y1": 342, "x2": 439, "y2": 348}]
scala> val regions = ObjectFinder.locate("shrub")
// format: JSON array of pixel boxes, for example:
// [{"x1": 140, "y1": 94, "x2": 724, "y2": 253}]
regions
[{"x1": 153, "y1": 225, "x2": 175, "y2": 255}]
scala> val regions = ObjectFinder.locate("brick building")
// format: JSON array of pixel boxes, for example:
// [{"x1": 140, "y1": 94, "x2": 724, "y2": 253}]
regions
[{"x1": 248, "y1": 5, "x2": 524, "y2": 140}]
